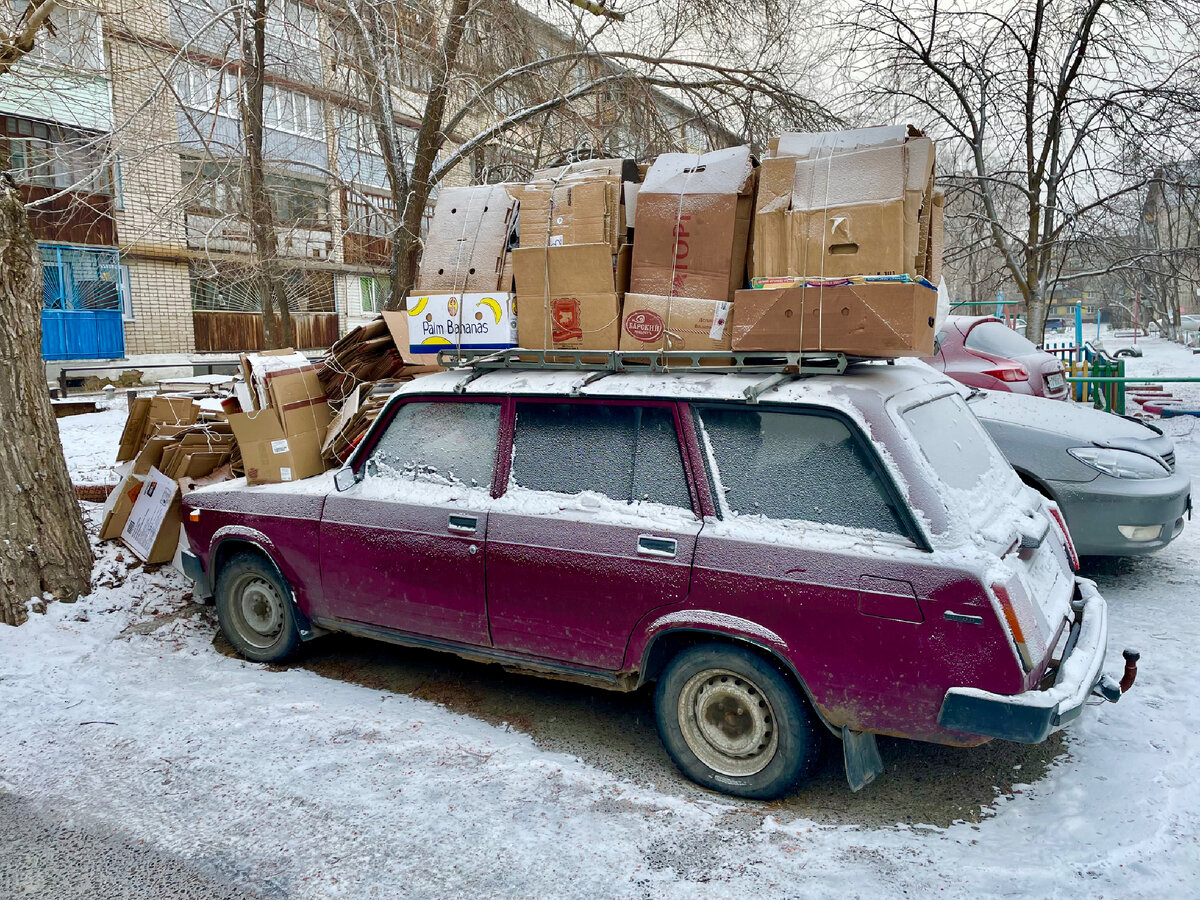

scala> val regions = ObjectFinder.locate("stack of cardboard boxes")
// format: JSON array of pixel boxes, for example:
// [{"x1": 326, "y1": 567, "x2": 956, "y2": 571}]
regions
[
  {"x1": 403, "y1": 184, "x2": 519, "y2": 356},
  {"x1": 734, "y1": 125, "x2": 942, "y2": 357},
  {"x1": 509, "y1": 159, "x2": 635, "y2": 354},
  {"x1": 621, "y1": 145, "x2": 755, "y2": 354},
  {"x1": 227, "y1": 350, "x2": 333, "y2": 486},
  {"x1": 403, "y1": 126, "x2": 941, "y2": 361}
]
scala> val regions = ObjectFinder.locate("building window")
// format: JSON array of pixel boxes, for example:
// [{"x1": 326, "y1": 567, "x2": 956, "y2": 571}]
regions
[
  {"x1": 2, "y1": 116, "x2": 111, "y2": 195},
  {"x1": 11, "y1": 0, "x2": 103, "y2": 71},
  {"x1": 176, "y1": 63, "x2": 239, "y2": 118},
  {"x1": 360, "y1": 275, "x2": 390, "y2": 313},
  {"x1": 263, "y1": 84, "x2": 325, "y2": 140},
  {"x1": 180, "y1": 160, "x2": 241, "y2": 216},
  {"x1": 345, "y1": 190, "x2": 395, "y2": 237},
  {"x1": 266, "y1": 174, "x2": 329, "y2": 226},
  {"x1": 190, "y1": 264, "x2": 336, "y2": 313}
]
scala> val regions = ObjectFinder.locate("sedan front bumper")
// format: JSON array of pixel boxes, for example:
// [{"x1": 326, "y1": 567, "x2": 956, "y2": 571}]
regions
[
  {"x1": 938, "y1": 580, "x2": 1116, "y2": 744},
  {"x1": 1051, "y1": 470, "x2": 1191, "y2": 556}
]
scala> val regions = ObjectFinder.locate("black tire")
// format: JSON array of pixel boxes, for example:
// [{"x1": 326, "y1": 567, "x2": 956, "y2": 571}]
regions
[
  {"x1": 654, "y1": 643, "x2": 821, "y2": 800},
  {"x1": 214, "y1": 552, "x2": 301, "y2": 663}
]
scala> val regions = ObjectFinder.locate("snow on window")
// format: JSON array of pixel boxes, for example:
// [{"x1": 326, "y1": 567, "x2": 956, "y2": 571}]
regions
[
  {"x1": 900, "y1": 395, "x2": 1003, "y2": 492},
  {"x1": 511, "y1": 403, "x2": 692, "y2": 510},
  {"x1": 366, "y1": 401, "x2": 500, "y2": 490},
  {"x1": 695, "y1": 406, "x2": 906, "y2": 535}
]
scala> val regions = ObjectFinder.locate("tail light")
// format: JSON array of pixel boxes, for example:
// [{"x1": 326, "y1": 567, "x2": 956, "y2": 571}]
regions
[
  {"x1": 993, "y1": 582, "x2": 1037, "y2": 671},
  {"x1": 983, "y1": 364, "x2": 1029, "y2": 382},
  {"x1": 1047, "y1": 505, "x2": 1079, "y2": 571}
]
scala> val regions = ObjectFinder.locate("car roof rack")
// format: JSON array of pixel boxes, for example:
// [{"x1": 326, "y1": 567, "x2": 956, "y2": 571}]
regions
[{"x1": 436, "y1": 347, "x2": 855, "y2": 376}]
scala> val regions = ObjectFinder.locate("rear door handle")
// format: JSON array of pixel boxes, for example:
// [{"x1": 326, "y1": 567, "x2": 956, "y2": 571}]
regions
[
  {"x1": 637, "y1": 535, "x2": 677, "y2": 558},
  {"x1": 448, "y1": 514, "x2": 478, "y2": 535}
]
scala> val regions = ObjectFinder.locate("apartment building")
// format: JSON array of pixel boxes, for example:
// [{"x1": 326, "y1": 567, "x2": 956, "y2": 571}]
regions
[{"x1": 4, "y1": 0, "x2": 730, "y2": 371}]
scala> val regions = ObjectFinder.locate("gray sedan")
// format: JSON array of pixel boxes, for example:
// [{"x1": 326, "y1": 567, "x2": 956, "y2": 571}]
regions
[{"x1": 967, "y1": 390, "x2": 1191, "y2": 556}]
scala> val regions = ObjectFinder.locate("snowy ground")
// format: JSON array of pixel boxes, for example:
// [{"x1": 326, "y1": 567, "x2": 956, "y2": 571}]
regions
[{"x1": 2, "y1": 338, "x2": 1198, "y2": 898}]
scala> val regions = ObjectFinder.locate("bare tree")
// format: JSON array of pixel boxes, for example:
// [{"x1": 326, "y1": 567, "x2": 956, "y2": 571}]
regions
[
  {"x1": 335, "y1": 0, "x2": 831, "y2": 308},
  {"x1": 0, "y1": 8, "x2": 93, "y2": 626},
  {"x1": 850, "y1": 0, "x2": 1200, "y2": 345}
]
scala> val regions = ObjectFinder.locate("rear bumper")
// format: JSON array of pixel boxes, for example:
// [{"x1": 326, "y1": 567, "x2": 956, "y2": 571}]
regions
[
  {"x1": 181, "y1": 550, "x2": 213, "y2": 599},
  {"x1": 938, "y1": 579, "x2": 1111, "y2": 743}
]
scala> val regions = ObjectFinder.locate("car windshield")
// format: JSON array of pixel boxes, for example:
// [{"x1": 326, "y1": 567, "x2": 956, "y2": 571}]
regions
[{"x1": 964, "y1": 321, "x2": 1039, "y2": 357}]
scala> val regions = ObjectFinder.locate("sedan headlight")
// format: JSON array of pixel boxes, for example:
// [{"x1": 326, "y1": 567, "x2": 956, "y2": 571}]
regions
[{"x1": 1068, "y1": 447, "x2": 1170, "y2": 479}]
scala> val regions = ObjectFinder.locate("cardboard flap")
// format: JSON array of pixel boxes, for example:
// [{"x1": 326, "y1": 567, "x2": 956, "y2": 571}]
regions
[
  {"x1": 641, "y1": 146, "x2": 753, "y2": 195},
  {"x1": 775, "y1": 125, "x2": 912, "y2": 158},
  {"x1": 788, "y1": 147, "x2": 907, "y2": 211}
]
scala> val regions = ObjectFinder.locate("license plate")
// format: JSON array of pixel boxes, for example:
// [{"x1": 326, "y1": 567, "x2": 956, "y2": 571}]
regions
[{"x1": 1047, "y1": 372, "x2": 1065, "y2": 391}]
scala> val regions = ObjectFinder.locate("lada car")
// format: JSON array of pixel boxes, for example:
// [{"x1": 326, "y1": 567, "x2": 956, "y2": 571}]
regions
[{"x1": 181, "y1": 362, "x2": 1133, "y2": 799}]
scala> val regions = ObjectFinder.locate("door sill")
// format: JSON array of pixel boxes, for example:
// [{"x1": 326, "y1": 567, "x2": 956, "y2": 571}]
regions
[{"x1": 312, "y1": 616, "x2": 636, "y2": 691}]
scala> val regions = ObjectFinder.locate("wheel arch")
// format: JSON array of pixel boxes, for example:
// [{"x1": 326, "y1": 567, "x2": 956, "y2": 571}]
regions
[
  {"x1": 1013, "y1": 466, "x2": 1057, "y2": 503},
  {"x1": 637, "y1": 627, "x2": 841, "y2": 738},
  {"x1": 210, "y1": 532, "x2": 321, "y2": 640}
]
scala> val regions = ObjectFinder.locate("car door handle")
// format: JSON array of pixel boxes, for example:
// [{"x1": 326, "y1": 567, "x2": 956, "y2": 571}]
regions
[
  {"x1": 637, "y1": 535, "x2": 677, "y2": 558},
  {"x1": 448, "y1": 515, "x2": 478, "y2": 535}
]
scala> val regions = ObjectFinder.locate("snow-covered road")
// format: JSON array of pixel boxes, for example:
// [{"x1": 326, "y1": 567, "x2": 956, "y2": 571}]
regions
[{"x1": 2, "y1": 338, "x2": 1197, "y2": 899}]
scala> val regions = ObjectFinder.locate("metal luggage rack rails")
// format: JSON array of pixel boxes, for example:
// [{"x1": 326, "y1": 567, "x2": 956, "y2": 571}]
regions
[{"x1": 436, "y1": 347, "x2": 855, "y2": 376}]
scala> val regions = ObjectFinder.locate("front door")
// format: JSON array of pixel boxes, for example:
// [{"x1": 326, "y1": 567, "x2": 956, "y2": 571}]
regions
[
  {"x1": 319, "y1": 398, "x2": 502, "y2": 645},
  {"x1": 485, "y1": 400, "x2": 702, "y2": 669}
]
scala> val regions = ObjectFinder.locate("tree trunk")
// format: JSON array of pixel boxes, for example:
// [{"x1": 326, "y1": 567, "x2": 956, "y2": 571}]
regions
[
  {"x1": 384, "y1": 0, "x2": 472, "y2": 310},
  {"x1": 240, "y1": 0, "x2": 293, "y2": 349},
  {"x1": 0, "y1": 177, "x2": 92, "y2": 626}
]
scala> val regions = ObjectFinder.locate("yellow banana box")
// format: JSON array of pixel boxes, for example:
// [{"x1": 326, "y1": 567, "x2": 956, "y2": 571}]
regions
[{"x1": 405, "y1": 292, "x2": 518, "y2": 354}]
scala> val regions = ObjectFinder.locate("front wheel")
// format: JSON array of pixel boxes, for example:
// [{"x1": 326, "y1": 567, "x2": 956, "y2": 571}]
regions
[
  {"x1": 654, "y1": 644, "x2": 821, "y2": 800},
  {"x1": 214, "y1": 552, "x2": 301, "y2": 663}
]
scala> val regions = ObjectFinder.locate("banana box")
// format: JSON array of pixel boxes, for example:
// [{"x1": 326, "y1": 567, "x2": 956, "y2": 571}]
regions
[{"x1": 405, "y1": 292, "x2": 518, "y2": 354}]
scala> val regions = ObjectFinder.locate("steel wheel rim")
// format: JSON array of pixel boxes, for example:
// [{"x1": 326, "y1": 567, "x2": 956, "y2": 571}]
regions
[
  {"x1": 677, "y1": 667, "x2": 778, "y2": 778},
  {"x1": 231, "y1": 575, "x2": 285, "y2": 648}
]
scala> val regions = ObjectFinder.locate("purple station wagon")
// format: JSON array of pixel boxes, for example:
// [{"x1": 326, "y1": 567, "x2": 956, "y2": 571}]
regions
[{"x1": 181, "y1": 363, "x2": 1134, "y2": 798}]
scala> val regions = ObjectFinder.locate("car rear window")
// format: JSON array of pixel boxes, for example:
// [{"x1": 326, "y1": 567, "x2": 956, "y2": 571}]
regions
[
  {"x1": 901, "y1": 395, "x2": 1003, "y2": 492},
  {"x1": 694, "y1": 406, "x2": 906, "y2": 535},
  {"x1": 963, "y1": 321, "x2": 1038, "y2": 357},
  {"x1": 367, "y1": 401, "x2": 500, "y2": 489},
  {"x1": 511, "y1": 402, "x2": 692, "y2": 510}
]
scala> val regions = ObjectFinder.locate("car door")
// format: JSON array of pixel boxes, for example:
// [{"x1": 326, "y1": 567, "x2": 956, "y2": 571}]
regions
[
  {"x1": 484, "y1": 399, "x2": 702, "y2": 669},
  {"x1": 685, "y1": 403, "x2": 956, "y2": 739},
  {"x1": 319, "y1": 398, "x2": 502, "y2": 646}
]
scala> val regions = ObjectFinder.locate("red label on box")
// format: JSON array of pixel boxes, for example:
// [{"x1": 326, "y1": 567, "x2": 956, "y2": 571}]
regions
[
  {"x1": 551, "y1": 298, "x2": 583, "y2": 342},
  {"x1": 624, "y1": 309, "x2": 665, "y2": 343}
]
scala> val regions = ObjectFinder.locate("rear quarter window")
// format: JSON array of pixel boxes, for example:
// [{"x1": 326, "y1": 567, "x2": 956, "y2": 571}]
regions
[
  {"x1": 964, "y1": 321, "x2": 1038, "y2": 358},
  {"x1": 694, "y1": 405, "x2": 908, "y2": 536}
]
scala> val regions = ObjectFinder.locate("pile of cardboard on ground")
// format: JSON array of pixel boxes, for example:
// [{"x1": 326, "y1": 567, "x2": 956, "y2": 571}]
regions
[
  {"x1": 103, "y1": 396, "x2": 238, "y2": 565},
  {"x1": 734, "y1": 125, "x2": 942, "y2": 357}
]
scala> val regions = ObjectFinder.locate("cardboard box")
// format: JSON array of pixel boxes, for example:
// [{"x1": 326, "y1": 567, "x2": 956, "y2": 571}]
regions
[
  {"x1": 515, "y1": 172, "x2": 624, "y2": 252},
  {"x1": 121, "y1": 466, "x2": 181, "y2": 565},
  {"x1": 927, "y1": 190, "x2": 945, "y2": 284},
  {"x1": 750, "y1": 126, "x2": 936, "y2": 281},
  {"x1": 730, "y1": 281, "x2": 937, "y2": 358},
  {"x1": 99, "y1": 471, "x2": 142, "y2": 542},
  {"x1": 404, "y1": 292, "x2": 517, "y2": 354},
  {"x1": 513, "y1": 244, "x2": 622, "y2": 352},
  {"x1": 629, "y1": 146, "x2": 756, "y2": 303},
  {"x1": 417, "y1": 185, "x2": 517, "y2": 292},
  {"x1": 228, "y1": 407, "x2": 329, "y2": 485},
  {"x1": 239, "y1": 349, "x2": 310, "y2": 411},
  {"x1": 619, "y1": 293, "x2": 734, "y2": 353},
  {"x1": 116, "y1": 395, "x2": 198, "y2": 462}
]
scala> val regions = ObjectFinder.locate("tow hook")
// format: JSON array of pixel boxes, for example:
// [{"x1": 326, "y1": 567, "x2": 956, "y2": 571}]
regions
[{"x1": 1095, "y1": 648, "x2": 1140, "y2": 702}]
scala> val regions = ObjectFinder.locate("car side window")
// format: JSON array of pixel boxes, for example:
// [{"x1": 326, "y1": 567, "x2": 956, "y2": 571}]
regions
[
  {"x1": 511, "y1": 402, "x2": 693, "y2": 511},
  {"x1": 694, "y1": 405, "x2": 906, "y2": 535},
  {"x1": 366, "y1": 401, "x2": 500, "y2": 489}
]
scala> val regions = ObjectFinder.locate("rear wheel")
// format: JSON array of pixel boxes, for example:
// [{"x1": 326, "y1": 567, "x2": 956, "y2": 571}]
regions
[
  {"x1": 215, "y1": 552, "x2": 301, "y2": 663},
  {"x1": 654, "y1": 644, "x2": 820, "y2": 799}
]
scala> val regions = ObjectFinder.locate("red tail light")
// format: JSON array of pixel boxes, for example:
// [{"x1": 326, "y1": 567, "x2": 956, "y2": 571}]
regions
[
  {"x1": 1048, "y1": 505, "x2": 1079, "y2": 571},
  {"x1": 983, "y1": 365, "x2": 1029, "y2": 382}
]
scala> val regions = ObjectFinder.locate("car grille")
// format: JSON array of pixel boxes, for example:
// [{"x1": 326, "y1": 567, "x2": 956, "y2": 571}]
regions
[{"x1": 1163, "y1": 450, "x2": 1176, "y2": 472}]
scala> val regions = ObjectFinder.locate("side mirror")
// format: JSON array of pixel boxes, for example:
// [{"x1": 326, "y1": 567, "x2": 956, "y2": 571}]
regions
[{"x1": 334, "y1": 465, "x2": 358, "y2": 492}]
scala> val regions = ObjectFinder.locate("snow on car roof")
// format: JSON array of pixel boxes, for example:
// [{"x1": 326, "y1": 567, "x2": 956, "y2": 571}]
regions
[{"x1": 392, "y1": 360, "x2": 951, "y2": 408}]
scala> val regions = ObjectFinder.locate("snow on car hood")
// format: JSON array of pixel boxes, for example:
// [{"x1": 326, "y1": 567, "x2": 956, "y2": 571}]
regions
[{"x1": 967, "y1": 391, "x2": 1161, "y2": 443}]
